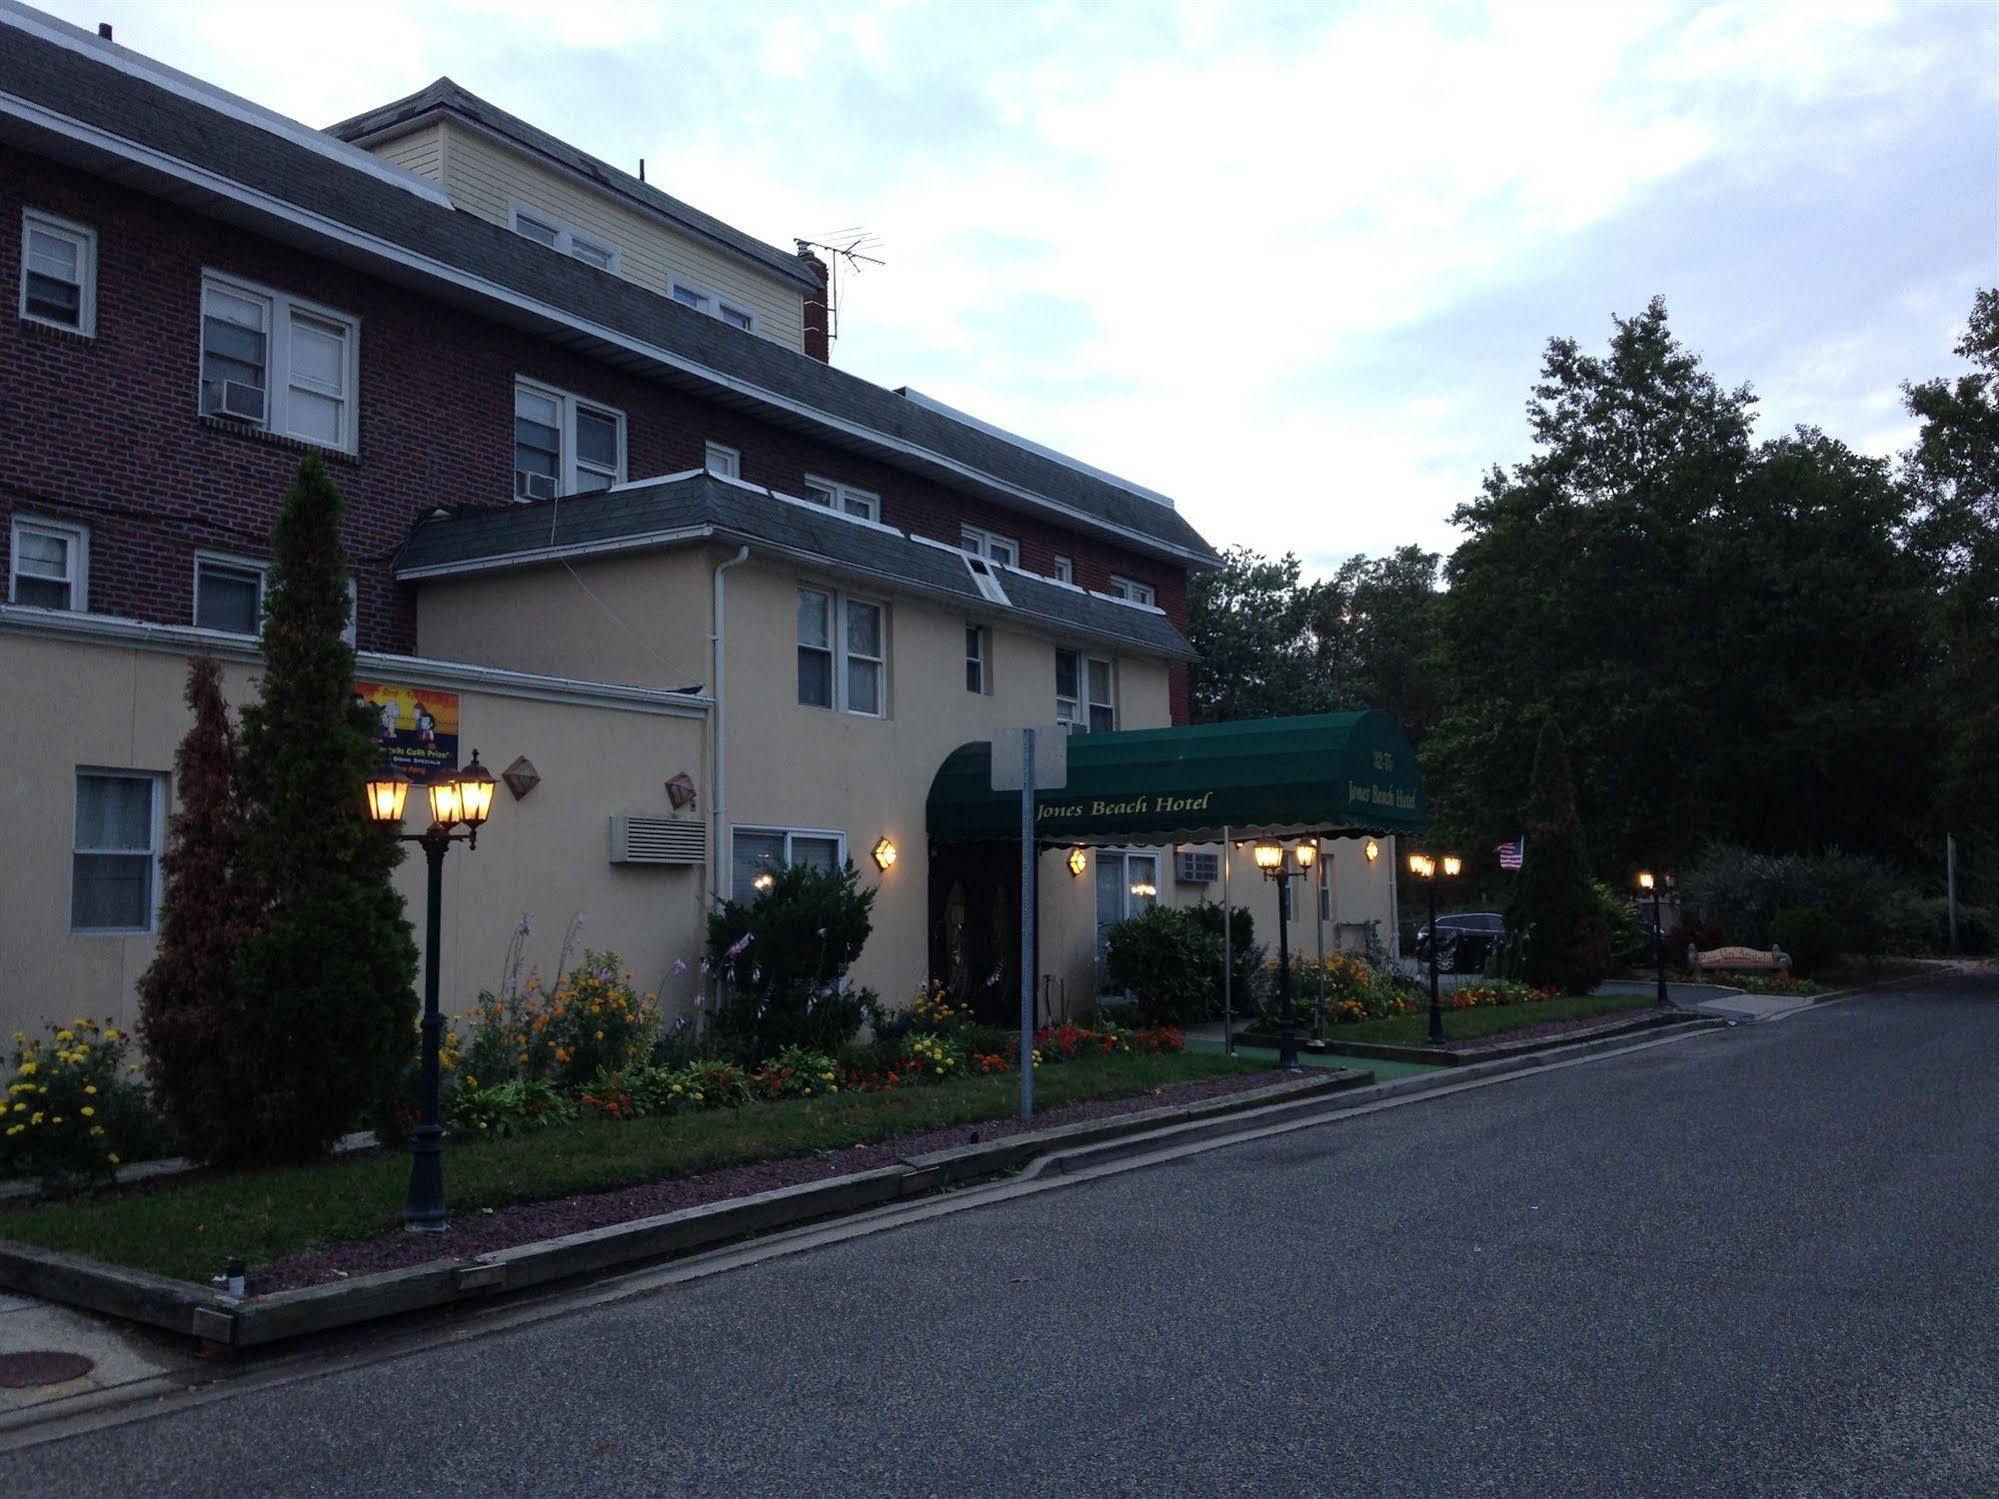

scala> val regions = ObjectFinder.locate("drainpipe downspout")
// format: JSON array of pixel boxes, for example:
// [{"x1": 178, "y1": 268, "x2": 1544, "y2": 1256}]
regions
[{"x1": 709, "y1": 546, "x2": 752, "y2": 912}]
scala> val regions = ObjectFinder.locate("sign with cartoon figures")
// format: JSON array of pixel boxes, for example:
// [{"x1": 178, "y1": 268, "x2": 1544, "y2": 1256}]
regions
[{"x1": 355, "y1": 682, "x2": 460, "y2": 785}]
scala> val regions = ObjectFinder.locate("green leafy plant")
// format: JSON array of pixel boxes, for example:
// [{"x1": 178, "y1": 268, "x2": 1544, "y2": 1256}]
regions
[
  {"x1": 1103, "y1": 905, "x2": 1226, "y2": 1024},
  {"x1": 447, "y1": 1078, "x2": 575, "y2": 1140},
  {"x1": 752, "y1": 1046, "x2": 842, "y2": 1101},
  {"x1": 1507, "y1": 720, "x2": 1611, "y2": 994},
  {"x1": 1185, "y1": 901, "x2": 1265, "y2": 1011},
  {"x1": 1771, "y1": 907, "x2": 1844, "y2": 977},
  {"x1": 0, "y1": 1021, "x2": 162, "y2": 1192},
  {"x1": 706, "y1": 860, "x2": 875, "y2": 1064}
]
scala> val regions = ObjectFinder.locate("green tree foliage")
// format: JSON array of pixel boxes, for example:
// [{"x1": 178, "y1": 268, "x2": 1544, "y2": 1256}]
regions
[
  {"x1": 136, "y1": 655, "x2": 262, "y2": 1158},
  {"x1": 1903, "y1": 288, "x2": 1999, "y2": 902},
  {"x1": 1507, "y1": 721, "x2": 1609, "y2": 994},
  {"x1": 230, "y1": 455, "x2": 418, "y2": 1163},
  {"x1": 1427, "y1": 297, "x2": 1938, "y2": 879},
  {"x1": 706, "y1": 859, "x2": 875, "y2": 1065},
  {"x1": 1190, "y1": 545, "x2": 1443, "y2": 736}
]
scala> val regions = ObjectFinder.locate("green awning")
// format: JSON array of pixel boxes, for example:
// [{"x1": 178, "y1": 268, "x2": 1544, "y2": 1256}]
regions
[{"x1": 926, "y1": 711, "x2": 1426, "y2": 847}]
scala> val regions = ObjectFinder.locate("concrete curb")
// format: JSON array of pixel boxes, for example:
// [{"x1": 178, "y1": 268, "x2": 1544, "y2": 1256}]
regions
[
  {"x1": 1233, "y1": 1008, "x2": 1719, "y2": 1066},
  {"x1": 0, "y1": 1069, "x2": 1369, "y2": 1350}
]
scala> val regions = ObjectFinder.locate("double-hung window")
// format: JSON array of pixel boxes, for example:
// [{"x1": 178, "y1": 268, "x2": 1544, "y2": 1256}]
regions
[
  {"x1": 194, "y1": 553, "x2": 268, "y2": 636},
  {"x1": 797, "y1": 587, "x2": 886, "y2": 716},
  {"x1": 513, "y1": 378, "x2": 624, "y2": 500},
  {"x1": 1053, "y1": 555, "x2": 1074, "y2": 585},
  {"x1": 671, "y1": 278, "x2": 755, "y2": 331},
  {"x1": 20, "y1": 210, "x2": 96, "y2": 335},
  {"x1": 705, "y1": 442, "x2": 741, "y2": 479},
  {"x1": 1094, "y1": 849, "x2": 1160, "y2": 980},
  {"x1": 966, "y1": 625, "x2": 989, "y2": 694},
  {"x1": 730, "y1": 827, "x2": 844, "y2": 902},
  {"x1": 801, "y1": 475, "x2": 880, "y2": 522},
  {"x1": 199, "y1": 273, "x2": 359, "y2": 451},
  {"x1": 72, "y1": 771, "x2": 164, "y2": 933},
  {"x1": 9, "y1": 516, "x2": 87, "y2": 610},
  {"x1": 961, "y1": 525, "x2": 1019, "y2": 568},
  {"x1": 1109, "y1": 575, "x2": 1157, "y2": 606},
  {"x1": 1056, "y1": 648, "x2": 1115, "y2": 732},
  {"x1": 508, "y1": 204, "x2": 619, "y2": 271}
]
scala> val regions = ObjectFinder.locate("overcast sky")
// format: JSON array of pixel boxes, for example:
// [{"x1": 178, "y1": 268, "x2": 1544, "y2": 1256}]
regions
[{"x1": 49, "y1": 0, "x2": 1997, "y2": 570}]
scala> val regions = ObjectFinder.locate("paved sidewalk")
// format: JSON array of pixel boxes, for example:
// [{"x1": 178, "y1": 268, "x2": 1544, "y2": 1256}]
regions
[{"x1": 0, "y1": 1294, "x2": 197, "y2": 1417}]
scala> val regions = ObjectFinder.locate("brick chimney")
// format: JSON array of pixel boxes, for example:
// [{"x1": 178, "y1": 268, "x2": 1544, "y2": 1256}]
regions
[{"x1": 796, "y1": 243, "x2": 830, "y2": 363}]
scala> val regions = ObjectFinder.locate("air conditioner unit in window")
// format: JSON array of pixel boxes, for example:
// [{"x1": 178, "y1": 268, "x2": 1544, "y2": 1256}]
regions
[
  {"x1": 517, "y1": 472, "x2": 557, "y2": 502},
  {"x1": 609, "y1": 816, "x2": 707, "y2": 865},
  {"x1": 1175, "y1": 850, "x2": 1220, "y2": 884},
  {"x1": 201, "y1": 379, "x2": 264, "y2": 421}
]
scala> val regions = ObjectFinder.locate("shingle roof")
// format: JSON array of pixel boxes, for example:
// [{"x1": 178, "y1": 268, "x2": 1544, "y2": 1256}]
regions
[
  {"x1": 0, "y1": 11, "x2": 1220, "y2": 568},
  {"x1": 325, "y1": 78, "x2": 822, "y2": 294},
  {"x1": 395, "y1": 473, "x2": 1200, "y2": 662}
]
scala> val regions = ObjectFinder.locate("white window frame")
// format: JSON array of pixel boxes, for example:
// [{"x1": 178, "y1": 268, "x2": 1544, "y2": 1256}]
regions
[
  {"x1": 20, "y1": 209, "x2": 96, "y2": 336},
  {"x1": 1053, "y1": 555, "x2": 1074, "y2": 585},
  {"x1": 801, "y1": 475, "x2": 881, "y2": 523},
  {"x1": 670, "y1": 277, "x2": 757, "y2": 332},
  {"x1": 729, "y1": 825, "x2": 846, "y2": 903},
  {"x1": 199, "y1": 271, "x2": 361, "y2": 454},
  {"x1": 8, "y1": 515, "x2": 88, "y2": 611},
  {"x1": 1110, "y1": 575, "x2": 1156, "y2": 606},
  {"x1": 1095, "y1": 847, "x2": 1161, "y2": 983},
  {"x1": 192, "y1": 551, "x2": 269, "y2": 637},
  {"x1": 70, "y1": 769, "x2": 166, "y2": 936},
  {"x1": 961, "y1": 525, "x2": 1019, "y2": 568},
  {"x1": 507, "y1": 203, "x2": 621, "y2": 273},
  {"x1": 966, "y1": 623, "x2": 988, "y2": 694},
  {"x1": 513, "y1": 376, "x2": 626, "y2": 500},
  {"x1": 796, "y1": 584, "x2": 887, "y2": 717},
  {"x1": 1056, "y1": 647, "x2": 1116, "y2": 732},
  {"x1": 705, "y1": 441, "x2": 741, "y2": 479}
]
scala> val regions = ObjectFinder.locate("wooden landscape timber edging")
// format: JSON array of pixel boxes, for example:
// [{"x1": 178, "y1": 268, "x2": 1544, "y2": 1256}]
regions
[
  {"x1": 1279, "y1": 1009, "x2": 1726, "y2": 1067},
  {"x1": 0, "y1": 1070, "x2": 1366, "y2": 1350}
]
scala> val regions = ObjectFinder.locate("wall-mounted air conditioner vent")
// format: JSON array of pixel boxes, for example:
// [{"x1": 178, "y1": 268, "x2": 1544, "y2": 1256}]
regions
[
  {"x1": 1175, "y1": 850, "x2": 1219, "y2": 884},
  {"x1": 517, "y1": 472, "x2": 557, "y2": 501},
  {"x1": 610, "y1": 816, "x2": 706, "y2": 865},
  {"x1": 201, "y1": 379, "x2": 264, "y2": 421}
]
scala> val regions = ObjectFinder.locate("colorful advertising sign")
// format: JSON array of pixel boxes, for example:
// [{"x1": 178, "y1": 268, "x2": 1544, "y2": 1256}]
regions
[{"x1": 355, "y1": 681, "x2": 460, "y2": 784}]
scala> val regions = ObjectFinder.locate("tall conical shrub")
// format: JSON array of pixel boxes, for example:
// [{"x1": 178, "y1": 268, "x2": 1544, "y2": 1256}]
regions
[
  {"x1": 231, "y1": 454, "x2": 417, "y2": 1162},
  {"x1": 1508, "y1": 719, "x2": 1610, "y2": 994},
  {"x1": 137, "y1": 654, "x2": 262, "y2": 1158}
]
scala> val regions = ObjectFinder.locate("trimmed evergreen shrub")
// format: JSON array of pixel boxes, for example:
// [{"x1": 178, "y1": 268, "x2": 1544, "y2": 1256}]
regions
[
  {"x1": 137, "y1": 655, "x2": 262, "y2": 1158},
  {"x1": 706, "y1": 859, "x2": 875, "y2": 1065},
  {"x1": 1186, "y1": 900, "x2": 1265, "y2": 1011},
  {"x1": 1103, "y1": 905, "x2": 1226, "y2": 1025},
  {"x1": 1771, "y1": 907, "x2": 1845, "y2": 977},
  {"x1": 230, "y1": 455, "x2": 419, "y2": 1163},
  {"x1": 1507, "y1": 720, "x2": 1611, "y2": 994}
]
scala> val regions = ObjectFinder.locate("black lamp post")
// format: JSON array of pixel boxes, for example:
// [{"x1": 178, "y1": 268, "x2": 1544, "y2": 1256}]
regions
[
  {"x1": 364, "y1": 751, "x2": 497, "y2": 1232},
  {"x1": 1639, "y1": 871, "x2": 1672, "y2": 1008},
  {"x1": 1254, "y1": 839, "x2": 1318, "y2": 1071},
  {"x1": 1408, "y1": 852, "x2": 1461, "y2": 1047}
]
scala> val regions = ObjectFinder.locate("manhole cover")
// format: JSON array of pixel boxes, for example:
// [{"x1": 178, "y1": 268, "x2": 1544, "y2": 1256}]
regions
[{"x1": 0, "y1": 1351, "x2": 95, "y2": 1387}]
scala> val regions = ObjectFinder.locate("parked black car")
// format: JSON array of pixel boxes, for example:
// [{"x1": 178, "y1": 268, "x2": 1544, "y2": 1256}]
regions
[{"x1": 1415, "y1": 912, "x2": 1507, "y2": 973}]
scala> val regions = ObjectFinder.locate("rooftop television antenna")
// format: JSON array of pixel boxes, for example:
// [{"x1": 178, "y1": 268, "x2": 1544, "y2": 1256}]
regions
[{"x1": 794, "y1": 230, "x2": 884, "y2": 345}]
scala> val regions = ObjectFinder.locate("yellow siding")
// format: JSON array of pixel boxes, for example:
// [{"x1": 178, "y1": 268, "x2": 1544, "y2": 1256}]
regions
[
  {"x1": 427, "y1": 121, "x2": 807, "y2": 352},
  {"x1": 371, "y1": 122, "x2": 445, "y2": 181}
]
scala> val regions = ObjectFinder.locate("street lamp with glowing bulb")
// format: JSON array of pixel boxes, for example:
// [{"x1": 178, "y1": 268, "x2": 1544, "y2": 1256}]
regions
[
  {"x1": 1255, "y1": 838, "x2": 1319, "y2": 1070},
  {"x1": 1407, "y1": 850, "x2": 1461, "y2": 1047}
]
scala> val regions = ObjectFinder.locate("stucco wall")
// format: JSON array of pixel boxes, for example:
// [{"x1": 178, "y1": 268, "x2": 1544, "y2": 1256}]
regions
[{"x1": 0, "y1": 625, "x2": 709, "y2": 1041}]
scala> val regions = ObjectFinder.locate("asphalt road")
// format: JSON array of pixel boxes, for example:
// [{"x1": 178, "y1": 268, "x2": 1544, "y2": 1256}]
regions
[{"x1": 12, "y1": 976, "x2": 1998, "y2": 1497}]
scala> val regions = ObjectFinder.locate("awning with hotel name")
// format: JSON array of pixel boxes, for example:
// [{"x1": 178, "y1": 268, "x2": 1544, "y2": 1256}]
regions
[{"x1": 925, "y1": 711, "x2": 1426, "y2": 847}]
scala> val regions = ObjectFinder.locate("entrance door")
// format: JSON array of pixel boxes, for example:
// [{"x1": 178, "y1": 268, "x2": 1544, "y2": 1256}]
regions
[
  {"x1": 928, "y1": 840, "x2": 1021, "y2": 1024},
  {"x1": 1094, "y1": 849, "x2": 1159, "y2": 989}
]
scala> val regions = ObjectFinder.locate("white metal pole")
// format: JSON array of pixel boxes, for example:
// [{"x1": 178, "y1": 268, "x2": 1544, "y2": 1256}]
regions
[
  {"x1": 1020, "y1": 728, "x2": 1036, "y2": 1120},
  {"x1": 1222, "y1": 825, "x2": 1233, "y2": 1057}
]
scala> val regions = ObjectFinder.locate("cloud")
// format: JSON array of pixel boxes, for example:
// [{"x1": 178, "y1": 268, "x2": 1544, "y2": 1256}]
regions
[{"x1": 43, "y1": 0, "x2": 1998, "y2": 569}]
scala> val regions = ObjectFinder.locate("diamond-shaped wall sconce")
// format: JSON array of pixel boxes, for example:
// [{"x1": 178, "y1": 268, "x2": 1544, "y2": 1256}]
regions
[
  {"x1": 665, "y1": 771, "x2": 697, "y2": 811},
  {"x1": 502, "y1": 755, "x2": 540, "y2": 801}
]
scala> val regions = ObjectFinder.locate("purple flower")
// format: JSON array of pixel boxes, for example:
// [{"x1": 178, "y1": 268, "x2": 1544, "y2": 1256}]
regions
[
  {"x1": 726, "y1": 932, "x2": 754, "y2": 959},
  {"x1": 518, "y1": 914, "x2": 533, "y2": 936},
  {"x1": 672, "y1": 957, "x2": 689, "y2": 976}
]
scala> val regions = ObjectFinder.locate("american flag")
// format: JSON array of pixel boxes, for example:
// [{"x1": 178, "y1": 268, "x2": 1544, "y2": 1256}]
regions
[{"x1": 1495, "y1": 837, "x2": 1525, "y2": 871}]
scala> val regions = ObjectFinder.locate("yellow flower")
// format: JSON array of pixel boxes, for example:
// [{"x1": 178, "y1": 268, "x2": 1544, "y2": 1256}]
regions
[
  {"x1": 84, "y1": 1085, "x2": 97, "y2": 1095},
  {"x1": 17, "y1": 1062, "x2": 34, "y2": 1077},
  {"x1": 89, "y1": 1125, "x2": 103, "y2": 1136},
  {"x1": 106, "y1": 1153, "x2": 119, "y2": 1165},
  {"x1": 55, "y1": 1030, "x2": 73, "y2": 1042},
  {"x1": 80, "y1": 1106, "x2": 95, "y2": 1118}
]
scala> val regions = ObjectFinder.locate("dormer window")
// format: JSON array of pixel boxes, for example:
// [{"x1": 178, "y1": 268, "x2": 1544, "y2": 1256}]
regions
[
  {"x1": 961, "y1": 526, "x2": 1018, "y2": 568},
  {"x1": 1109, "y1": 576, "x2": 1156, "y2": 606},
  {"x1": 509, "y1": 204, "x2": 619, "y2": 272},
  {"x1": 671, "y1": 278, "x2": 755, "y2": 331},
  {"x1": 802, "y1": 476, "x2": 880, "y2": 522}
]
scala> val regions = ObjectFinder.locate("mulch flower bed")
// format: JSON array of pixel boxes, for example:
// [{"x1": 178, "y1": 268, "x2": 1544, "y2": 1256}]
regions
[{"x1": 254, "y1": 1068, "x2": 1290, "y2": 1293}]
